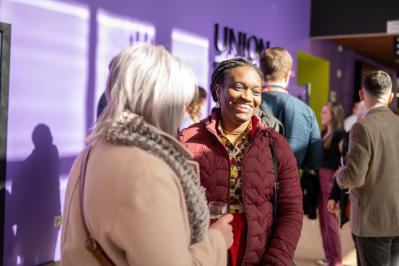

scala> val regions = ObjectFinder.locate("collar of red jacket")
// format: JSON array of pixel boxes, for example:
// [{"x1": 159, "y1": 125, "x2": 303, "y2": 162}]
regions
[{"x1": 205, "y1": 108, "x2": 259, "y2": 140}]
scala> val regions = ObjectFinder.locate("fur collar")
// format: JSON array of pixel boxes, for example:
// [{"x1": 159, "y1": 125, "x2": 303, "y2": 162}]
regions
[{"x1": 102, "y1": 111, "x2": 209, "y2": 244}]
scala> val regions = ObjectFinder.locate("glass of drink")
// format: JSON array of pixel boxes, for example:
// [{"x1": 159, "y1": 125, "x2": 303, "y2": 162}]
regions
[{"x1": 208, "y1": 201, "x2": 228, "y2": 223}]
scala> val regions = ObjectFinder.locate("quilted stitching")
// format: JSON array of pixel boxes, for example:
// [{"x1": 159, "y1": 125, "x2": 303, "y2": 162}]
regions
[{"x1": 179, "y1": 119, "x2": 303, "y2": 265}]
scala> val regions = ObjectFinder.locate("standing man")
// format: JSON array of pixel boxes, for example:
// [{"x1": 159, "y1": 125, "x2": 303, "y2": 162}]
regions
[
  {"x1": 259, "y1": 47, "x2": 322, "y2": 170},
  {"x1": 335, "y1": 70, "x2": 399, "y2": 265}
]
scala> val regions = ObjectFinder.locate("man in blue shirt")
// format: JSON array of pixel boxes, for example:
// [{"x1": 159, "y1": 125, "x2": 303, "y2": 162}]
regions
[{"x1": 259, "y1": 47, "x2": 322, "y2": 170}]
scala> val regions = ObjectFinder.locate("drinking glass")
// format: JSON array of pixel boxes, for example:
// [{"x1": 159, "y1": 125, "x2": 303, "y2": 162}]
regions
[{"x1": 208, "y1": 201, "x2": 228, "y2": 223}]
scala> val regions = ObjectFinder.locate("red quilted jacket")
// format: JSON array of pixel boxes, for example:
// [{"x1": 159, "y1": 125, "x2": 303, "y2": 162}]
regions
[{"x1": 178, "y1": 111, "x2": 303, "y2": 266}]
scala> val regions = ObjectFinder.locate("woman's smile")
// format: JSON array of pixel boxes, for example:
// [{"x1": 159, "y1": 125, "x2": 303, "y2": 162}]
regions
[{"x1": 232, "y1": 103, "x2": 253, "y2": 113}]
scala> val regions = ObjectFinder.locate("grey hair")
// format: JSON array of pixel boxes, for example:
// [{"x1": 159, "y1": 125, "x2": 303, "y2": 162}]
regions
[{"x1": 90, "y1": 44, "x2": 197, "y2": 138}]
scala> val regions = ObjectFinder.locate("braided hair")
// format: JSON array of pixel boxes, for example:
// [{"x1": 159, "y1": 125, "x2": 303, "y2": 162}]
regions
[{"x1": 210, "y1": 58, "x2": 263, "y2": 102}]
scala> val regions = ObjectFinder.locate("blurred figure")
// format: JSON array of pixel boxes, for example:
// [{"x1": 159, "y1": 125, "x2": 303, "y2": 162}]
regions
[
  {"x1": 328, "y1": 100, "x2": 367, "y2": 266},
  {"x1": 179, "y1": 58, "x2": 303, "y2": 266},
  {"x1": 327, "y1": 131, "x2": 361, "y2": 266},
  {"x1": 318, "y1": 102, "x2": 346, "y2": 266},
  {"x1": 180, "y1": 86, "x2": 207, "y2": 130},
  {"x1": 343, "y1": 101, "x2": 366, "y2": 131},
  {"x1": 336, "y1": 71, "x2": 399, "y2": 266},
  {"x1": 260, "y1": 47, "x2": 322, "y2": 171},
  {"x1": 61, "y1": 44, "x2": 233, "y2": 265}
]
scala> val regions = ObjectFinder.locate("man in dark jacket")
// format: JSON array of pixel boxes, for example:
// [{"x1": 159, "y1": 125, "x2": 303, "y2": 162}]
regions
[{"x1": 259, "y1": 47, "x2": 322, "y2": 171}]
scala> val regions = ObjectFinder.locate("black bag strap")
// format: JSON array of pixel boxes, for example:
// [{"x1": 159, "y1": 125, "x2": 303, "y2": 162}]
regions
[
  {"x1": 265, "y1": 132, "x2": 297, "y2": 265},
  {"x1": 79, "y1": 145, "x2": 116, "y2": 266},
  {"x1": 267, "y1": 132, "x2": 279, "y2": 227}
]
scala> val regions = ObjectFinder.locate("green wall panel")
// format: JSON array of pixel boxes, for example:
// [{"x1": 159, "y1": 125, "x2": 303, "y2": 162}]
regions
[{"x1": 297, "y1": 51, "x2": 330, "y2": 127}]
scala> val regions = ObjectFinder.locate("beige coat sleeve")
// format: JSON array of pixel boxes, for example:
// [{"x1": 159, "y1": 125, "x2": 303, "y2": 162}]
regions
[{"x1": 104, "y1": 153, "x2": 227, "y2": 266}]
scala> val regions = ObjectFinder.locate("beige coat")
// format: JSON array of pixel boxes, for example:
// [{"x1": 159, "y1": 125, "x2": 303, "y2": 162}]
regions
[
  {"x1": 61, "y1": 130, "x2": 226, "y2": 265},
  {"x1": 336, "y1": 106, "x2": 399, "y2": 237}
]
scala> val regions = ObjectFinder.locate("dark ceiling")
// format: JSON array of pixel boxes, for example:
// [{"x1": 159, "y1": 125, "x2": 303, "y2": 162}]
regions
[
  {"x1": 310, "y1": 0, "x2": 399, "y2": 73},
  {"x1": 328, "y1": 35, "x2": 399, "y2": 72}
]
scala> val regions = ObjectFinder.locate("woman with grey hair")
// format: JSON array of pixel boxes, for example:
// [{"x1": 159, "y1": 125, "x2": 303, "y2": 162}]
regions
[{"x1": 61, "y1": 44, "x2": 233, "y2": 265}]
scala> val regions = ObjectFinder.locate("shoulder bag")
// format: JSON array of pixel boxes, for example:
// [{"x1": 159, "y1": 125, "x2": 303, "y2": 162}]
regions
[{"x1": 79, "y1": 146, "x2": 115, "y2": 266}]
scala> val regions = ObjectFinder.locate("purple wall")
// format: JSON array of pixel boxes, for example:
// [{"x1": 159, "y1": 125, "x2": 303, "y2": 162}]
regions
[{"x1": 0, "y1": 0, "x2": 396, "y2": 264}]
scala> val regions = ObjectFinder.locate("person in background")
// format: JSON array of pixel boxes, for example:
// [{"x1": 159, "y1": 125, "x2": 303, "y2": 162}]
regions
[
  {"x1": 343, "y1": 101, "x2": 366, "y2": 131},
  {"x1": 61, "y1": 44, "x2": 233, "y2": 266},
  {"x1": 328, "y1": 99, "x2": 367, "y2": 266},
  {"x1": 259, "y1": 47, "x2": 322, "y2": 171},
  {"x1": 180, "y1": 86, "x2": 207, "y2": 130},
  {"x1": 335, "y1": 71, "x2": 399, "y2": 266},
  {"x1": 317, "y1": 101, "x2": 346, "y2": 266},
  {"x1": 179, "y1": 58, "x2": 303, "y2": 266},
  {"x1": 327, "y1": 132, "x2": 360, "y2": 266}
]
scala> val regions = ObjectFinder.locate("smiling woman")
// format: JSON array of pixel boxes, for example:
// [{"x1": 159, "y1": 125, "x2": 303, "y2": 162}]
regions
[
  {"x1": 216, "y1": 64, "x2": 262, "y2": 144},
  {"x1": 179, "y1": 58, "x2": 304, "y2": 266}
]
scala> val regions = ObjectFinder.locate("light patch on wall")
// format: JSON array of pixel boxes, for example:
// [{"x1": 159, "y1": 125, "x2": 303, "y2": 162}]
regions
[
  {"x1": 336, "y1": 69, "x2": 342, "y2": 79},
  {"x1": 11, "y1": 0, "x2": 89, "y2": 19},
  {"x1": 171, "y1": 28, "x2": 209, "y2": 117},
  {"x1": 95, "y1": 9, "x2": 156, "y2": 117},
  {"x1": 171, "y1": 29, "x2": 209, "y2": 89},
  {"x1": 2, "y1": 0, "x2": 90, "y2": 159}
]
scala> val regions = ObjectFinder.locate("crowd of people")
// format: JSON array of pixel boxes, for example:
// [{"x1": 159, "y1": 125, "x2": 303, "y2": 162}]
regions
[{"x1": 60, "y1": 43, "x2": 399, "y2": 266}]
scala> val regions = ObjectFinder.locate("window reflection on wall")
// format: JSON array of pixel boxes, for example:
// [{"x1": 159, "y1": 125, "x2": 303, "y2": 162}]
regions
[
  {"x1": 95, "y1": 9, "x2": 155, "y2": 118},
  {"x1": 171, "y1": 29, "x2": 209, "y2": 117},
  {"x1": 2, "y1": 0, "x2": 90, "y2": 159}
]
